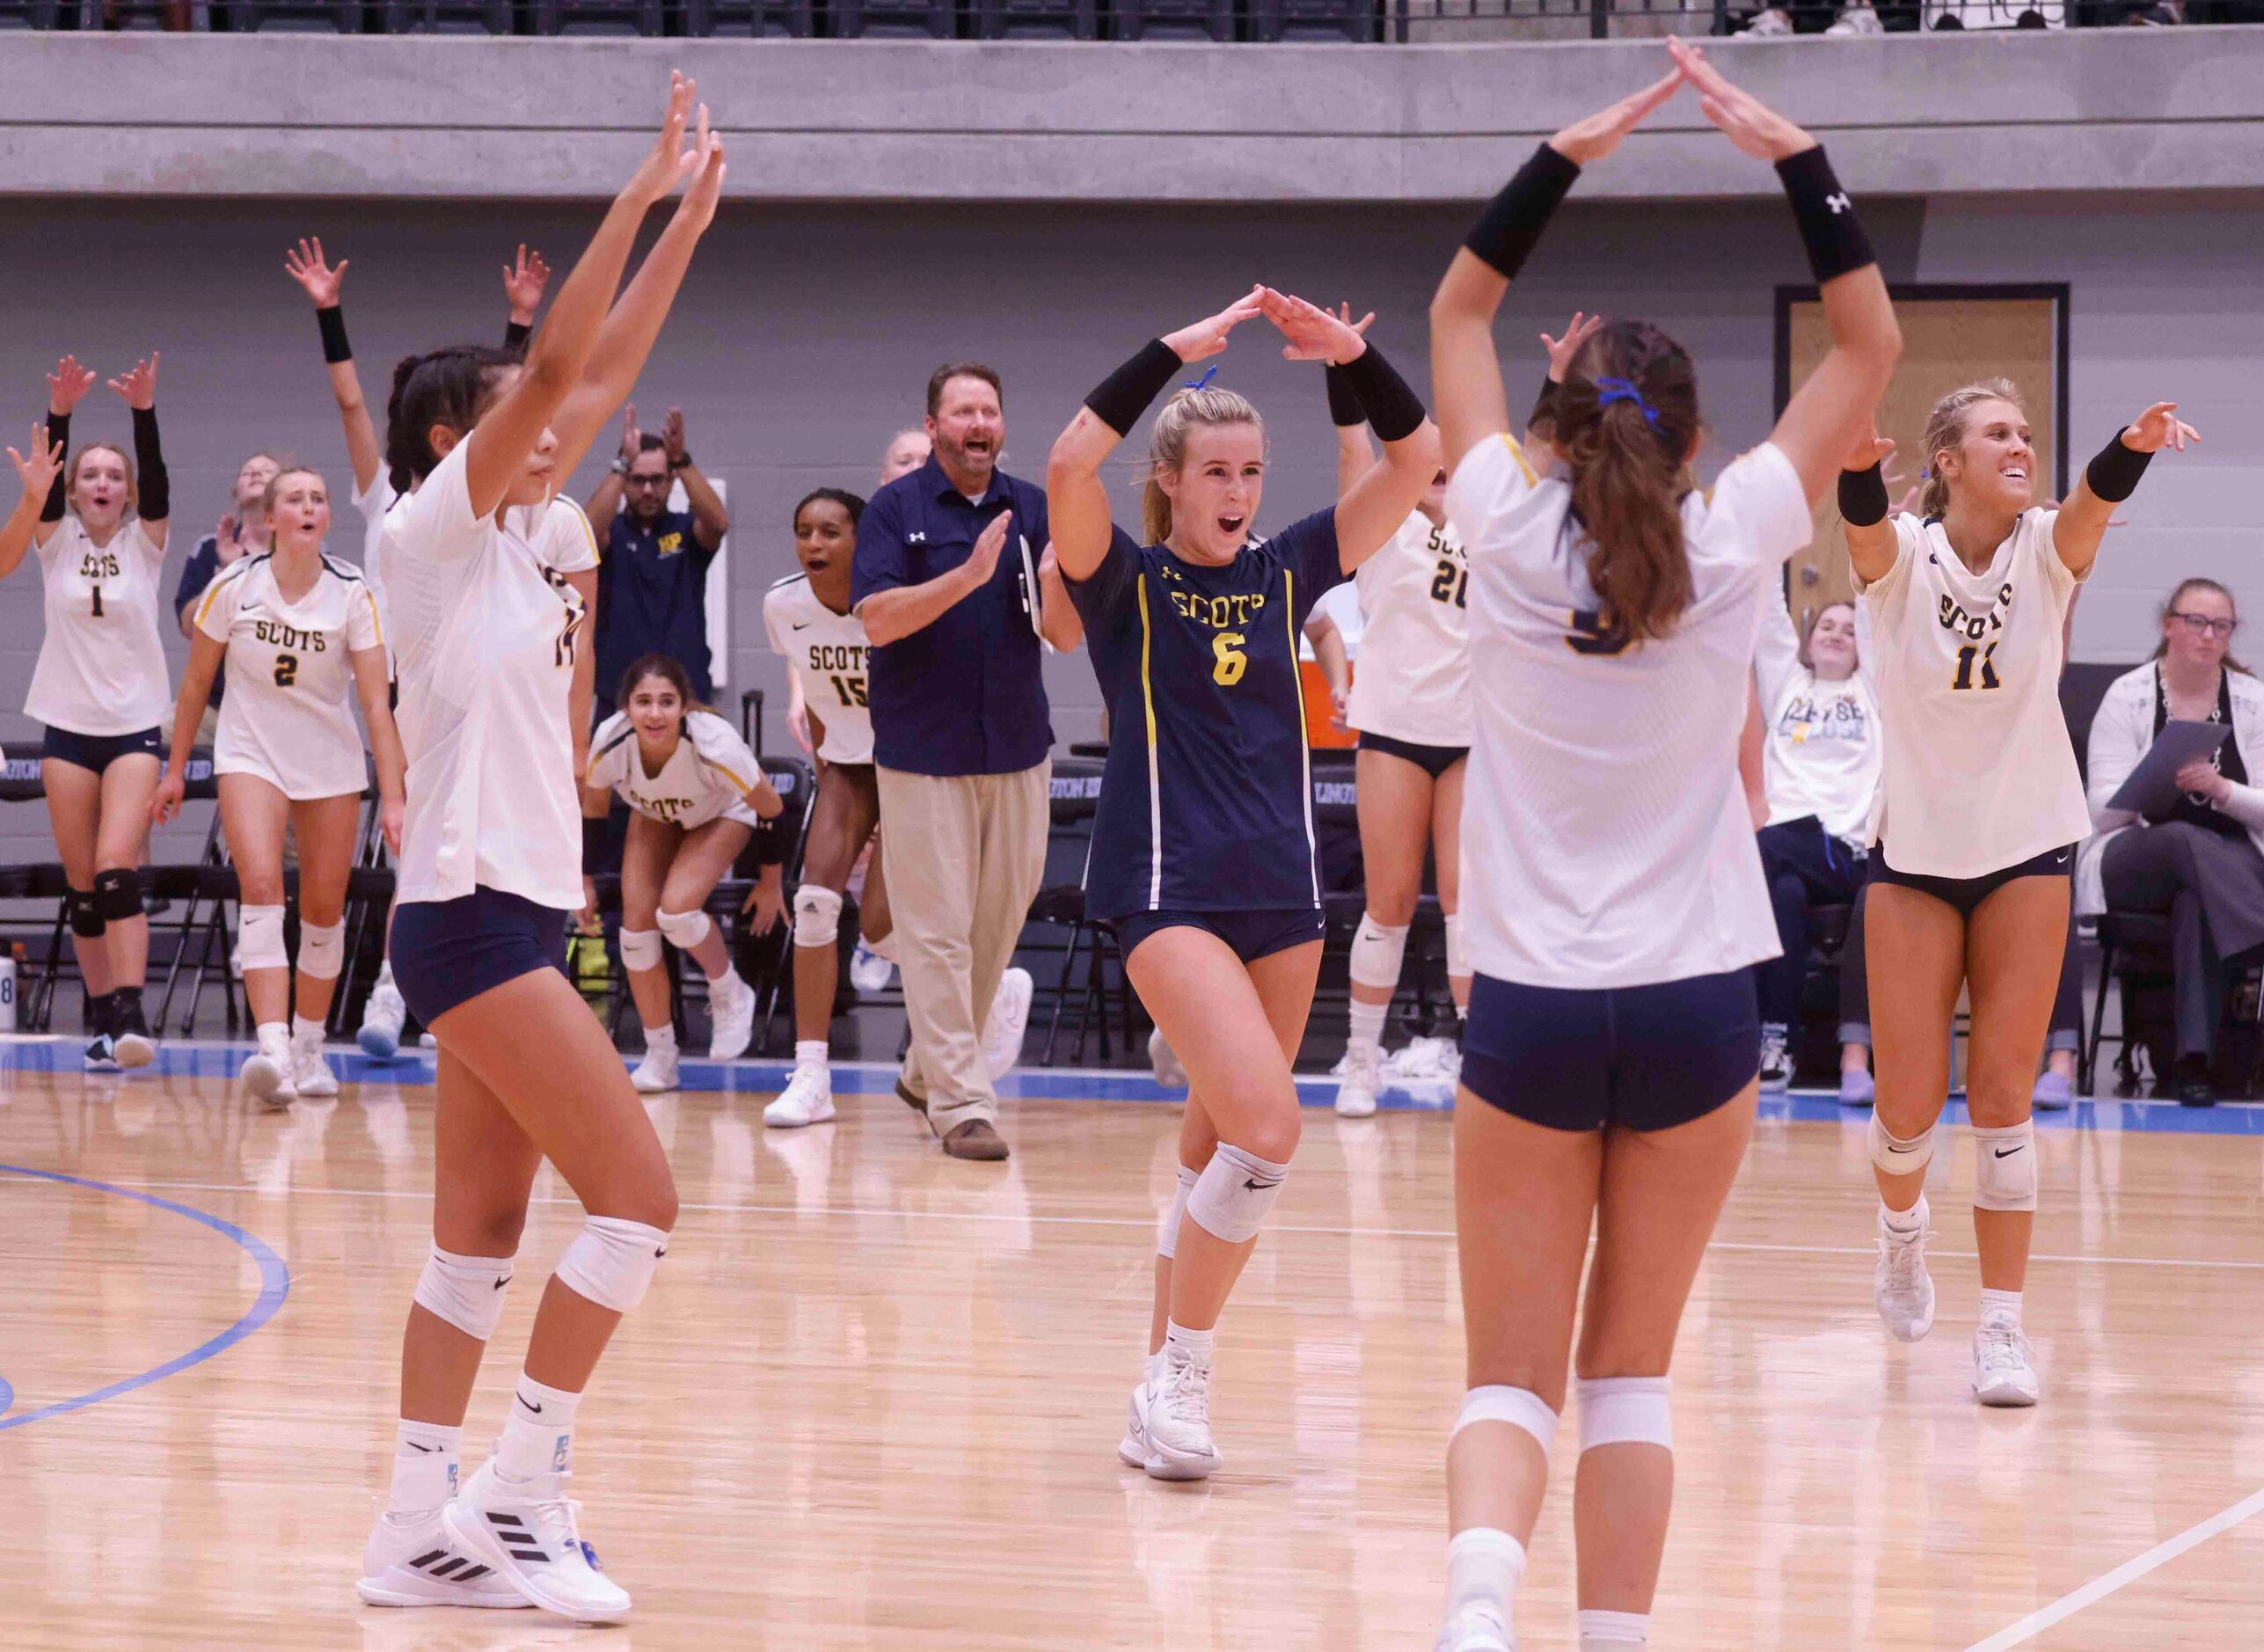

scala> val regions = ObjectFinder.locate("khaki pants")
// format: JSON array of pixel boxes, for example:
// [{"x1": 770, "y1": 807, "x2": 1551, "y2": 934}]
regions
[{"x1": 876, "y1": 760, "x2": 1050, "y2": 1136}]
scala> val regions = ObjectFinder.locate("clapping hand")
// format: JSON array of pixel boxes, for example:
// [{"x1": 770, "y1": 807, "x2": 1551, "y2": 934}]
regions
[
  {"x1": 108, "y1": 354, "x2": 160, "y2": 412},
  {"x1": 1667, "y1": 40, "x2": 1814, "y2": 163},
  {"x1": 618, "y1": 403, "x2": 641, "y2": 464},
  {"x1": 1547, "y1": 62, "x2": 1683, "y2": 167},
  {"x1": 2122, "y1": 402, "x2": 2200, "y2": 456},
  {"x1": 663, "y1": 408, "x2": 687, "y2": 465},
  {"x1": 7, "y1": 422, "x2": 63, "y2": 502},
  {"x1": 284, "y1": 237, "x2": 348, "y2": 308},
  {"x1": 1260, "y1": 288, "x2": 1369, "y2": 365},
  {"x1": 965, "y1": 510, "x2": 1012, "y2": 586},
  {"x1": 47, "y1": 355, "x2": 96, "y2": 418},
  {"x1": 1161, "y1": 287, "x2": 1266, "y2": 365}
]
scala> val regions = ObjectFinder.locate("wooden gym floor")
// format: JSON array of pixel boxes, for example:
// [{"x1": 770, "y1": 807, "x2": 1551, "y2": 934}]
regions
[{"x1": 2, "y1": 1040, "x2": 2261, "y2": 1649}]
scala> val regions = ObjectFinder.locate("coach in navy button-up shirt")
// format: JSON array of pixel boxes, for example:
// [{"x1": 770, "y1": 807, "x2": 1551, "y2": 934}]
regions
[{"x1": 851, "y1": 416, "x2": 1052, "y2": 774}]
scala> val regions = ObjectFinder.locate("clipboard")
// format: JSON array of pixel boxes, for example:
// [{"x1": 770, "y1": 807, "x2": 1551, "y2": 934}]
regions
[
  {"x1": 1017, "y1": 534, "x2": 1045, "y2": 642},
  {"x1": 2107, "y1": 719, "x2": 2231, "y2": 815}
]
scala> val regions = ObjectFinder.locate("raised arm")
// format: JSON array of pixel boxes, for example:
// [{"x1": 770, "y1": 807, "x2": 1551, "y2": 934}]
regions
[
  {"x1": 586, "y1": 405, "x2": 637, "y2": 532},
  {"x1": 545, "y1": 135, "x2": 728, "y2": 482},
  {"x1": 1669, "y1": 42, "x2": 1901, "y2": 508},
  {"x1": 33, "y1": 355, "x2": 96, "y2": 549},
  {"x1": 109, "y1": 354, "x2": 170, "y2": 551},
  {"x1": 661, "y1": 409, "x2": 730, "y2": 550},
  {"x1": 0, "y1": 422, "x2": 62, "y2": 581},
  {"x1": 1325, "y1": 304, "x2": 1378, "y2": 501},
  {"x1": 285, "y1": 238, "x2": 383, "y2": 499},
  {"x1": 1047, "y1": 289, "x2": 1266, "y2": 581},
  {"x1": 1836, "y1": 427, "x2": 1900, "y2": 587},
  {"x1": 463, "y1": 74, "x2": 705, "y2": 518},
  {"x1": 502, "y1": 244, "x2": 551, "y2": 351},
  {"x1": 2051, "y1": 403, "x2": 2200, "y2": 581},
  {"x1": 1430, "y1": 69, "x2": 1681, "y2": 479}
]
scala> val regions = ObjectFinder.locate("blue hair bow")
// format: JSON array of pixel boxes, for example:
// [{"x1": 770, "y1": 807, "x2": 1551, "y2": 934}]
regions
[
  {"x1": 1183, "y1": 364, "x2": 1219, "y2": 392},
  {"x1": 1595, "y1": 376, "x2": 1661, "y2": 429}
]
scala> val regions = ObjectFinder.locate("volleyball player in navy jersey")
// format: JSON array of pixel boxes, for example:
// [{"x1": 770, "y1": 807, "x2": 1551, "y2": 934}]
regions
[
  {"x1": 1428, "y1": 44, "x2": 1901, "y2": 1651},
  {"x1": 1050, "y1": 287, "x2": 1440, "y2": 1480}
]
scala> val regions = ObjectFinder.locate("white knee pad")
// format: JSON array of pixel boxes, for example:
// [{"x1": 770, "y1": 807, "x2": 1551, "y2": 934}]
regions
[
  {"x1": 1444, "y1": 910, "x2": 1468, "y2": 980},
  {"x1": 1184, "y1": 1142, "x2": 1290, "y2": 1246},
  {"x1": 554, "y1": 1215, "x2": 669, "y2": 1313},
  {"x1": 1453, "y1": 1385, "x2": 1558, "y2": 1456},
  {"x1": 237, "y1": 903, "x2": 288, "y2": 972},
  {"x1": 413, "y1": 1246, "x2": 515, "y2": 1341},
  {"x1": 1973, "y1": 1119, "x2": 2039, "y2": 1211},
  {"x1": 1577, "y1": 1375, "x2": 1673, "y2": 1452},
  {"x1": 619, "y1": 927, "x2": 663, "y2": 973},
  {"x1": 794, "y1": 885, "x2": 844, "y2": 949},
  {"x1": 656, "y1": 907, "x2": 711, "y2": 950},
  {"x1": 1348, "y1": 916, "x2": 1411, "y2": 992},
  {"x1": 1156, "y1": 1163, "x2": 1201, "y2": 1261},
  {"x1": 1867, "y1": 1112, "x2": 1936, "y2": 1177},
  {"x1": 297, "y1": 918, "x2": 344, "y2": 981}
]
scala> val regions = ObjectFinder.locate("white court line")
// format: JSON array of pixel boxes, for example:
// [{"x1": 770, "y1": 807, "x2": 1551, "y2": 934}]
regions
[
  {"x1": 1964, "y1": 1482, "x2": 2264, "y2": 1650},
  {"x1": 25, "y1": 1173, "x2": 2264, "y2": 1271}
]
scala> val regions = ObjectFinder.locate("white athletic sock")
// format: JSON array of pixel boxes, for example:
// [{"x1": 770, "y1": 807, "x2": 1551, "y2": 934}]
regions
[
  {"x1": 710, "y1": 965, "x2": 744, "y2": 992},
  {"x1": 1979, "y1": 1287, "x2": 2023, "y2": 1327},
  {"x1": 644, "y1": 1023, "x2": 677, "y2": 1054},
  {"x1": 388, "y1": 1419, "x2": 461, "y2": 1517},
  {"x1": 1444, "y1": 1526, "x2": 1525, "y2": 1633},
  {"x1": 1578, "y1": 1607, "x2": 1649, "y2": 1648},
  {"x1": 1881, "y1": 1197, "x2": 1925, "y2": 1236},
  {"x1": 255, "y1": 1019, "x2": 288, "y2": 1044},
  {"x1": 495, "y1": 1376, "x2": 582, "y2": 1482},
  {"x1": 1457, "y1": 1002, "x2": 1467, "y2": 1021},
  {"x1": 795, "y1": 1039, "x2": 829, "y2": 1071},
  {"x1": 1163, "y1": 1319, "x2": 1214, "y2": 1368},
  {"x1": 376, "y1": 958, "x2": 395, "y2": 989},
  {"x1": 292, "y1": 1013, "x2": 325, "y2": 1045},
  {"x1": 1347, "y1": 999, "x2": 1387, "y2": 1050}
]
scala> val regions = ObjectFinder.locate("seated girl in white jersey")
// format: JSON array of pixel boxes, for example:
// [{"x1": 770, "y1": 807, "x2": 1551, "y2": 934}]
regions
[
  {"x1": 1844, "y1": 371, "x2": 2197, "y2": 1408},
  {"x1": 1049, "y1": 287, "x2": 1441, "y2": 1481},
  {"x1": 283, "y1": 232, "x2": 552, "y2": 1062},
  {"x1": 0, "y1": 353, "x2": 176, "y2": 1071},
  {"x1": 152, "y1": 467, "x2": 405, "y2": 1105},
  {"x1": 1428, "y1": 42, "x2": 1902, "y2": 1652},
  {"x1": 580, "y1": 654, "x2": 784, "y2": 1093},
  {"x1": 354, "y1": 76, "x2": 725, "y2": 1626}
]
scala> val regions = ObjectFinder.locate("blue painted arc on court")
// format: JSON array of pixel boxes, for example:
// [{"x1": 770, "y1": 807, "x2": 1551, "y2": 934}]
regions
[{"x1": 0, "y1": 1165, "x2": 290, "y2": 1432}]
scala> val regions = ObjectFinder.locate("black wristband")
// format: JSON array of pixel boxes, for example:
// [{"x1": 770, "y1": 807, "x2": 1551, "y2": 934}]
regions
[
  {"x1": 1527, "y1": 378, "x2": 1559, "y2": 432},
  {"x1": 317, "y1": 304, "x2": 352, "y2": 365},
  {"x1": 753, "y1": 815, "x2": 788, "y2": 867},
  {"x1": 1337, "y1": 343, "x2": 1426, "y2": 446},
  {"x1": 1325, "y1": 362, "x2": 1366, "y2": 429},
  {"x1": 131, "y1": 406, "x2": 169, "y2": 521},
  {"x1": 40, "y1": 408, "x2": 69, "y2": 523},
  {"x1": 581, "y1": 815, "x2": 609, "y2": 875},
  {"x1": 1775, "y1": 146, "x2": 1875, "y2": 285},
  {"x1": 502, "y1": 318, "x2": 531, "y2": 352},
  {"x1": 1085, "y1": 339, "x2": 1184, "y2": 437},
  {"x1": 1837, "y1": 462, "x2": 1890, "y2": 528},
  {"x1": 2084, "y1": 426, "x2": 2154, "y2": 503},
  {"x1": 669, "y1": 452, "x2": 692, "y2": 471},
  {"x1": 1463, "y1": 143, "x2": 1581, "y2": 281}
]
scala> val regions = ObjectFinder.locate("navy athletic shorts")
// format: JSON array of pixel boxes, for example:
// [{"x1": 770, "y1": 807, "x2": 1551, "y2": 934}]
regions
[
  {"x1": 1462, "y1": 968, "x2": 1760, "y2": 1132},
  {"x1": 1871, "y1": 842, "x2": 2075, "y2": 919},
  {"x1": 1112, "y1": 907, "x2": 1326, "y2": 967},
  {"x1": 391, "y1": 885, "x2": 570, "y2": 1027},
  {"x1": 42, "y1": 725, "x2": 162, "y2": 773}
]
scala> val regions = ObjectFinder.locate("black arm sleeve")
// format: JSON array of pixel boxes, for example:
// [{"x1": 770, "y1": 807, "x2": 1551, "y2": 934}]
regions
[
  {"x1": 1463, "y1": 143, "x2": 1581, "y2": 281},
  {"x1": 132, "y1": 406, "x2": 169, "y2": 522},
  {"x1": 1336, "y1": 344, "x2": 1427, "y2": 445},
  {"x1": 581, "y1": 815, "x2": 609, "y2": 876},
  {"x1": 1325, "y1": 363, "x2": 1366, "y2": 428},
  {"x1": 1775, "y1": 146, "x2": 1876, "y2": 286},
  {"x1": 751, "y1": 810, "x2": 788, "y2": 867},
  {"x1": 503, "y1": 318, "x2": 532, "y2": 353},
  {"x1": 40, "y1": 409, "x2": 69, "y2": 523},
  {"x1": 1083, "y1": 340, "x2": 1183, "y2": 437},
  {"x1": 318, "y1": 304, "x2": 353, "y2": 364},
  {"x1": 1837, "y1": 463, "x2": 1890, "y2": 528}
]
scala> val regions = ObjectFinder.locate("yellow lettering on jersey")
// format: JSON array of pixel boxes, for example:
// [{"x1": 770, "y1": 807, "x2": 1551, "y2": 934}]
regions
[
  {"x1": 657, "y1": 532, "x2": 684, "y2": 558},
  {"x1": 1168, "y1": 589, "x2": 1268, "y2": 631},
  {"x1": 252, "y1": 618, "x2": 329, "y2": 652}
]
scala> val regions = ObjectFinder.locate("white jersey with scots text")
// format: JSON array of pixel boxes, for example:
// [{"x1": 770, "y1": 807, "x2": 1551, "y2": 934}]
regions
[
  {"x1": 1347, "y1": 509, "x2": 1472, "y2": 749},
  {"x1": 1855, "y1": 508, "x2": 2090, "y2": 879},
  {"x1": 381, "y1": 439, "x2": 600, "y2": 911},
  {"x1": 194, "y1": 552, "x2": 383, "y2": 800},
  {"x1": 763, "y1": 574, "x2": 874, "y2": 765},
  {"x1": 587, "y1": 709, "x2": 766, "y2": 830},
  {"x1": 1448, "y1": 433, "x2": 1814, "y2": 990},
  {"x1": 26, "y1": 515, "x2": 171, "y2": 736},
  {"x1": 1754, "y1": 579, "x2": 1880, "y2": 846}
]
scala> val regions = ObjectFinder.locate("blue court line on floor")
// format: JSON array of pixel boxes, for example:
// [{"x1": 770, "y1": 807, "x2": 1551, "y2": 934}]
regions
[
  {"x1": 4, "y1": 1034, "x2": 2262, "y2": 1135},
  {"x1": 0, "y1": 1373, "x2": 12, "y2": 1418},
  {"x1": 0, "y1": 1164, "x2": 291, "y2": 1433}
]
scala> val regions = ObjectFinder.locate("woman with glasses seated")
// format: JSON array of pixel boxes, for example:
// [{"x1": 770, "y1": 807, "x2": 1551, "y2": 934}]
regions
[{"x1": 2081, "y1": 578, "x2": 2264, "y2": 1106}]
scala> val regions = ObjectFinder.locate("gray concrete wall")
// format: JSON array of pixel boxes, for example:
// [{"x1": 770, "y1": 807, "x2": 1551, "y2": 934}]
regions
[{"x1": 1, "y1": 28, "x2": 2261, "y2": 202}]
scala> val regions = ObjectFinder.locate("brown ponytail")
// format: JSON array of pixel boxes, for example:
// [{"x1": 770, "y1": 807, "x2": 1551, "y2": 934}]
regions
[{"x1": 1553, "y1": 320, "x2": 1701, "y2": 644}]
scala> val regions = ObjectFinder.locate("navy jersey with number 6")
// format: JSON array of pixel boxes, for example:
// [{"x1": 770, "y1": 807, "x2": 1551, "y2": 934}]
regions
[{"x1": 1066, "y1": 509, "x2": 1342, "y2": 920}]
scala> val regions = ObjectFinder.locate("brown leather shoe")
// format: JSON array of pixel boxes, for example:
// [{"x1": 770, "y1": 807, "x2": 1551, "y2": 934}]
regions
[
  {"x1": 895, "y1": 1078, "x2": 927, "y2": 1116},
  {"x1": 941, "y1": 1120, "x2": 1011, "y2": 1161}
]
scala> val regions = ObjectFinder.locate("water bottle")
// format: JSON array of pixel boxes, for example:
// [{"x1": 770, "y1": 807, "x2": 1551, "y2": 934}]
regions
[{"x1": 0, "y1": 951, "x2": 18, "y2": 1034}]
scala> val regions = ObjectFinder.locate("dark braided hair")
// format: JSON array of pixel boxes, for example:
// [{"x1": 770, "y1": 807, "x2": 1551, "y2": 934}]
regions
[
  {"x1": 793, "y1": 486, "x2": 866, "y2": 531},
  {"x1": 384, "y1": 346, "x2": 521, "y2": 493}
]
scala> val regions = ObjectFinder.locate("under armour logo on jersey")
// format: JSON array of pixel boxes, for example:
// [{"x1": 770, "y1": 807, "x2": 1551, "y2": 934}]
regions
[
  {"x1": 905, "y1": 532, "x2": 927, "y2": 545},
  {"x1": 1827, "y1": 192, "x2": 1852, "y2": 215}
]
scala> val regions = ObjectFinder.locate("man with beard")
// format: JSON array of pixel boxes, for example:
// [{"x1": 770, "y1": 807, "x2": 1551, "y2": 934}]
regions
[
  {"x1": 851, "y1": 362, "x2": 1050, "y2": 1162},
  {"x1": 585, "y1": 404, "x2": 731, "y2": 720}
]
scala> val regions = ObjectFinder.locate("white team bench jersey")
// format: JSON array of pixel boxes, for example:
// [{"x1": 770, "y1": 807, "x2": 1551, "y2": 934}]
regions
[
  {"x1": 763, "y1": 573, "x2": 873, "y2": 766},
  {"x1": 194, "y1": 552, "x2": 383, "y2": 800},
  {"x1": 1753, "y1": 575, "x2": 1879, "y2": 847},
  {"x1": 382, "y1": 438, "x2": 600, "y2": 912},
  {"x1": 26, "y1": 515, "x2": 172, "y2": 737},
  {"x1": 1855, "y1": 508, "x2": 2091, "y2": 880},
  {"x1": 1448, "y1": 433, "x2": 1814, "y2": 990},
  {"x1": 587, "y1": 708, "x2": 768, "y2": 831},
  {"x1": 1347, "y1": 508, "x2": 1472, "y2": 749}
]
